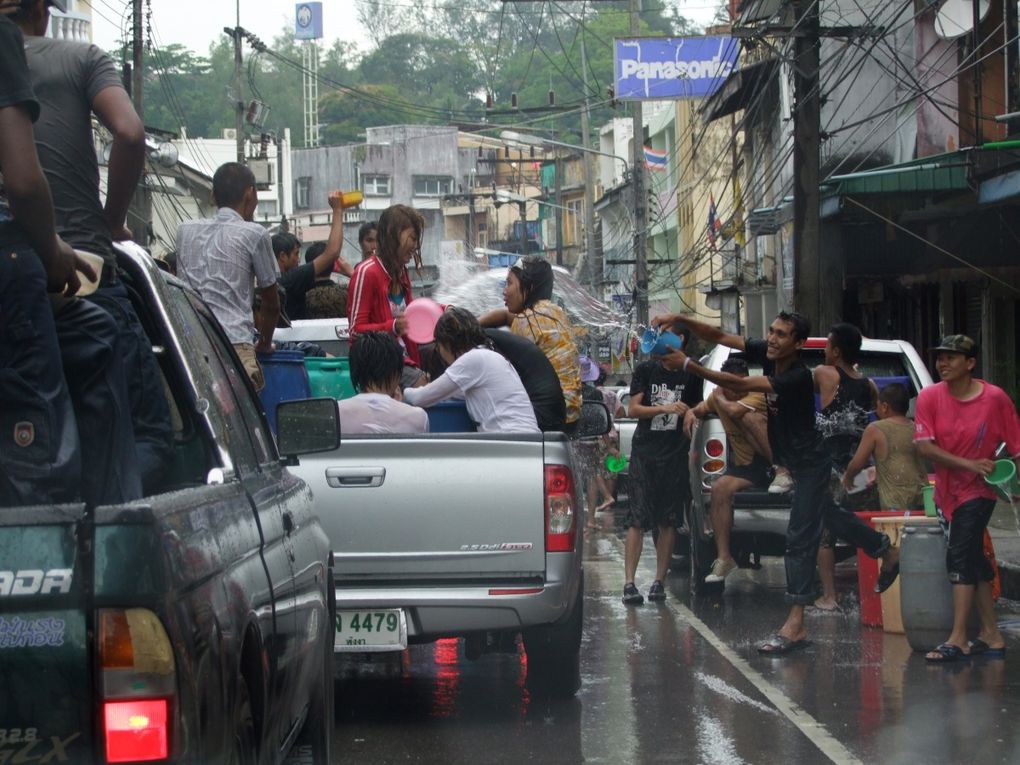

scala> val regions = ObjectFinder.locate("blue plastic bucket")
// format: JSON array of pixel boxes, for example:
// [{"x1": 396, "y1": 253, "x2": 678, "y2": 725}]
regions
[
  {"x1": 426, "y1": 400, "x2": 477, "y2": 433},
  {"x1": 258, "y1": 350, "x2": 311, "y2": 434},
  {"x1": 639, "y1": 328, "x2": 683, "y2": 355}
]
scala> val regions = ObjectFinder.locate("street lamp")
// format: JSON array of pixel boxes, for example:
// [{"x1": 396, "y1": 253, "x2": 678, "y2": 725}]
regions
[{"x1": 499, "y1": 130, "x2": 629, "y2": 180}]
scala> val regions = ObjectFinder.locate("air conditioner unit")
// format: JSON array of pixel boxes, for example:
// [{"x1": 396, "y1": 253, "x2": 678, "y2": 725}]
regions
[{"x1": 222, "y1": 128, "x2": 237, "y2": 141}]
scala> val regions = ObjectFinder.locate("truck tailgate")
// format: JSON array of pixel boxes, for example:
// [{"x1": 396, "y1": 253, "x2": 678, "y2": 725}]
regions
[
  {"x1": 291, "y1": 435, "x2": 549, "y2": 582},
  {"x1": 0, "y1": 505, "x2": 93, "y2": 764}
]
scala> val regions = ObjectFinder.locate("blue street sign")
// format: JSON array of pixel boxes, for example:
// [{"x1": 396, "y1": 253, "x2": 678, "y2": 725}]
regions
[
  {"x1": 614, "y1": 36, "x2": 739, "y2": 101},
  {"x1": 295, "y1": 2, "x2": 323, "y2": 40}
]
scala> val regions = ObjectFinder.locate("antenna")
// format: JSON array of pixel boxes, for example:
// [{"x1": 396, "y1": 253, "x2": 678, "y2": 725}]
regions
[{"x1": 934, "y1": 0, "x2": 989, "y2": 40}]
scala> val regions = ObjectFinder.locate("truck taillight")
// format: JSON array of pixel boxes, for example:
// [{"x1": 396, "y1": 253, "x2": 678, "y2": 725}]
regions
[
  {"x1": 705, "y1": 439, "x2": 724, "y2": 458},
  {"x1": 104, "y1": 700, "x2": 168, "y2": 762},
  {"x1": 99, "y1": 609, "x2": 175, "y2": 763},
  {"x1": 544, "y1": 464, "x2": 576, "y2": 552}
]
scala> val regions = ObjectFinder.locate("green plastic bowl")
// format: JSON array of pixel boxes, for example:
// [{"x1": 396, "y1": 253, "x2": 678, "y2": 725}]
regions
[
  {"x1": 984, "y1": 459, "x2": 1020, "y2": 501},
  {"x1": 605, "y1": 453, "x2": 628, "y2": 474}
]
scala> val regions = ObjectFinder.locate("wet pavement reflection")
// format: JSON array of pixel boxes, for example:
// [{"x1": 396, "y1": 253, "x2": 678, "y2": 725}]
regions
[{"x1": 329, "y1": 530, "x2": 1020, "y2": 764}]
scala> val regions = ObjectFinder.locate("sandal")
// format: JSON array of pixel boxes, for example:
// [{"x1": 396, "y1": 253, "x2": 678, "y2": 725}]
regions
[
  {"x1": 968, "y1": 639, "x2": 1007, "y2": 658},
  {"x1": 757, "y1": 634, "x2": 811, "y2": 655},
  {"x1": 874, "y1": 562, "x2": 900, "y2": 594},
  {"x1": 925, "y1": 643, "x2": 970, "y2": 663}
]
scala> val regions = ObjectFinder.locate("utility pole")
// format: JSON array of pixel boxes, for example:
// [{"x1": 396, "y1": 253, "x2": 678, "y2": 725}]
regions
[
  {"x1": 128, "y1": 0, "x2": 149, "y2": 246},
  {"x1": 232, "y1": 1, "x2": 244, "y2": 163},
  {"x1": 579, "y1": 37, "x2": 599, "y2": 295},
  {"x1": 791, "y1": 0, "x2": 821, "y2": 324},
  {"x1": 518, "y1": 199, "x2": 528, "y2": 255},
  {"x1": 554, "y1": 154, "x2": 564, "y2": 266},
  {"x1": 630, "y1": 0, "x2": 648, "y2": 328}
]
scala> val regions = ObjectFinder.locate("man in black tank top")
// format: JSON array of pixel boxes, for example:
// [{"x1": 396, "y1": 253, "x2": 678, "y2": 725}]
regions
[{"x1": 812, "y1": 323, "x2": 880, "y2": 611}]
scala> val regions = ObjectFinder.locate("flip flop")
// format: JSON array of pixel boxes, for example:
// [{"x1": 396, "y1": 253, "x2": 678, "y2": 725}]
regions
[
  {"x1": 874, "y1": 562, "x2": 900, "y2": 594},
  {"x1": 757, "y1": 634, "x2": 811, "y2": 655},
  {"x1": 968, "y1": 639, "x2": 1007, "y2": 658},
  {"x1": 925, "y1": 643, "x2": 970, "y2": 663}
]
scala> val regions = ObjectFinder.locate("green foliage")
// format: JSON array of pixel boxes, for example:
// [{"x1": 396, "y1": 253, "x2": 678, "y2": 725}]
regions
[{"x1": 124, "y1": 2, "x2": 709, "y2": 147}]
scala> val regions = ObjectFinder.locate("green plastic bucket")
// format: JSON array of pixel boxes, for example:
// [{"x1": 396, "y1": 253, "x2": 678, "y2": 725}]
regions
[
  {"x1": 605, "y1": 453, "x2": 628, "y2": 474},
  {"x1": 305, "y1": 357, "x2": 356, "y2": 400},
  {"x1": 921, "y1": 484, "x2": 936, "y2": 517},
  {"x1": 985, "y1": 459, "x2": 1020, "y2": 501}
]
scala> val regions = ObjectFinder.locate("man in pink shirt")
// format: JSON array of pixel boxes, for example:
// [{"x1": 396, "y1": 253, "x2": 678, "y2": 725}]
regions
[{"x1": 914, "y1": 335, "x2": 1020, "y2": 662}]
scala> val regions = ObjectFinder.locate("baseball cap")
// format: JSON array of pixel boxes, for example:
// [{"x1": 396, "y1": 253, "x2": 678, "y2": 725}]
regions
[{"x1": 931, "y1": 334, "x2": 978, "y2": 357}]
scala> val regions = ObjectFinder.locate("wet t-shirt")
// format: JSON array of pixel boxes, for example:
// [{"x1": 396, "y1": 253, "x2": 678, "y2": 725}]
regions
[
  {"x1": 0, "y1": 17, "x2": 40, "y2": 247},
  {"x1": 744, "y1": 337, "x2": 825, "y2": 469},
  {"x1": 630, "y1": 360, "x2": 702, "y2": 462}
]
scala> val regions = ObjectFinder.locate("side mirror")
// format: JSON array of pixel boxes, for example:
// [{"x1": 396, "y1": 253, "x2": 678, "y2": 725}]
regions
[
  {"x1": 575, "y1": 400, "x2": 610, "y2": 439},
  {"x1": 276, "y1": 398, "x2": 341, "y2": 459}
]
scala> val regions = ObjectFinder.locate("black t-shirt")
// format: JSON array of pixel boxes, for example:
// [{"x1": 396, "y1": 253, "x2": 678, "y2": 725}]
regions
[
  {"x1": 743, "y1": 337, "x2": 825, "y2": 469},
  {"x1": 485, "y1": 329, "x2": 566, "y2": 431},
  {"x1": 0, "y1": 17, "x2": 40, "y2": 245},
  {"x1": 279, "y1": 262, "x2": 316, "y2": 321},
  {"x1": 630, "y1": 360, "x2": 702, "y2": 460}
]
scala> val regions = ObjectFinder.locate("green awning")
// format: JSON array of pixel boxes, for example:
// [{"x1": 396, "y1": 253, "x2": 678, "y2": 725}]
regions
[{"x1": 822, "y1": 150, "x2": 972, "y2": 196}]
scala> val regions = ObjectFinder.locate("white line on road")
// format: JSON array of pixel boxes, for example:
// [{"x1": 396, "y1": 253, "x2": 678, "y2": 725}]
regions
[{"x1": 603, "y1": 532, "x2": 864, "y2": 765}]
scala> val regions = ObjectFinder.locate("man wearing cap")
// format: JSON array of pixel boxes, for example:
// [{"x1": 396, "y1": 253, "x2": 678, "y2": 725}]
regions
[{"x1": 915, "y1": 335, "x2": 1020, "y2": 662}]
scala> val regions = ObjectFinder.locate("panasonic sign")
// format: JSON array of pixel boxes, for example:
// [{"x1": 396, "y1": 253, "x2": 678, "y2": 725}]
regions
[{"x1": 614, "y1": 36, "x2": 739, "y2": 101}]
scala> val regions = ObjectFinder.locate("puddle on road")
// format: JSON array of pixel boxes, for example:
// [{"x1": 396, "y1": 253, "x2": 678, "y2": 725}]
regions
[{"x1": 694, "y1": 671, "x2": 778, "y2": 716}]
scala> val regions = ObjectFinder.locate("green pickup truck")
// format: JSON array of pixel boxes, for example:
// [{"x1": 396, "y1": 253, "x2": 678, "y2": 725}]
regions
[{"x1": 0, "y1": 244, "x2": 335, "y2": 764}]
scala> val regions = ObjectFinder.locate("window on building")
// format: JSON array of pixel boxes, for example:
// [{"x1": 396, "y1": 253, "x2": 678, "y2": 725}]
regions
[
  {"x1": 566, "y1": 199, "x2": 583, "y2": 245},
  {"x1": 295, "y1": 177, "x2": 310, "y2": 209},
  {"x1": 363, "y1": 175, "x2": 391, "y2": 196},
  {"x1": 413, "y1": 176, "x2": 453, "y2": 197}
]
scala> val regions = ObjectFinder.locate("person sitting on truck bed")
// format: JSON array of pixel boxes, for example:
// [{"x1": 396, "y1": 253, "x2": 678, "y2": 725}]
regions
[
  {"x1": 479, "y1": 256, "x2": 581, "y2": 429},
  {"x1": 484, "y1": 328, "x2": 566, "y2": 432},
  {"x1": 683, "y1": 357, "x2": 771, "y2": 584},
  {"x1": 337, "y1": 331, "x2": 428, "y2": 435},
  {"x1": 403, "y1": 307, "x2": 540, "y2": 434},
  {"x1": 653, "y1": 311, "x2": 899, "y2": 655}
]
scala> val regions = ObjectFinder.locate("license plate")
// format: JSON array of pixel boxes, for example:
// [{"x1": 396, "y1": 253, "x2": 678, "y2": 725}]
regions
[{"x1": 334, "y1": 609, "x2": 407, "y2": 652}]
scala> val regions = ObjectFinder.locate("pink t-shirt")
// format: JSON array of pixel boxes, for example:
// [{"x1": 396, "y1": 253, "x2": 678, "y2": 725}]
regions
[{"x1": 914, "y1": 380, "x2": 1020, "y2": 518}]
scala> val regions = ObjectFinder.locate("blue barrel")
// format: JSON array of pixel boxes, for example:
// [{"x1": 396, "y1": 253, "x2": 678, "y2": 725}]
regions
[
  {"x1": 258, "y1": 350, "x2": 311, "y2": 434},
  {"x1": 426, "y1": 400, "x2": 477, "y2": 433},
  {"x1": 899, "y1": 524, "x2": 954, "y2": 651}
]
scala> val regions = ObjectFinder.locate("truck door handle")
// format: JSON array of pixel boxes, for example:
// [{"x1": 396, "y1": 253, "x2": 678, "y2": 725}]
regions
[{"x1": 325, "y1": 467, "x2": 386, "y2": 488}]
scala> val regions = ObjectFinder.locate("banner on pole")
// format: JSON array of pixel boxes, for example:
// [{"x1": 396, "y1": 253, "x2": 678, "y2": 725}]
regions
[
  {"x1": 614, "y1": 36, "x2": 738, "y2": 100},
  {"x1": 295, "y1": 2, "x2": 323, "y2": 40}
]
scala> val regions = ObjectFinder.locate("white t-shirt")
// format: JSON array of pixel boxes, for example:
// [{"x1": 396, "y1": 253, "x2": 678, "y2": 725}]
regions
[
  {"x1": 336, "y1": 393, "x2": 429, "y2": 435},
  {"x1": 403, "y1": 347, "x2": 540, "y2": 433}
]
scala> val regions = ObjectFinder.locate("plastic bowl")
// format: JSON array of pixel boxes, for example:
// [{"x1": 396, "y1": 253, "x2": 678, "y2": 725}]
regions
[
  {"x1": 605, "y1": 453, "x2": 628, "y2": 474},
  {"x1": 73, "y1": 250, "x2": 105, "y2": 297},
  {"x1": 639, "y1": 327, "x2": 683, "y2": 355},
  {"x1": 984, "y1": 459, "x2": 1020, "y2": 501},
  {"x1": 404, "y1": 298, "x2": 444, "y2": 344}
]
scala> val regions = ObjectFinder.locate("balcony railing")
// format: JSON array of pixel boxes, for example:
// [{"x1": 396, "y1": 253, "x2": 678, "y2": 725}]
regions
[{"x1": 48, "y1": 10, "x2": 91, "y2": 43}]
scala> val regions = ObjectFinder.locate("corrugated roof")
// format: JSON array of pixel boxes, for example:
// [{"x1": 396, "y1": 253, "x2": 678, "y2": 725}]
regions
[{"x1": 822, "y1": 150, "x2": 972, "y2": 196}]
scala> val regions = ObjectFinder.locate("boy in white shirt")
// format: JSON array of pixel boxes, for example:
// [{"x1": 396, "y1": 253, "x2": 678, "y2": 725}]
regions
[{"x1": 337, "y1": 332, "x2": 429, "y2": 435}]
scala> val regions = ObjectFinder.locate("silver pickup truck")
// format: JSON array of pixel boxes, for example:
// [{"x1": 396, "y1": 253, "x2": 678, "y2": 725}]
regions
[{"x1": 279, "y1": 404, "x2": 609, "y2": 697}]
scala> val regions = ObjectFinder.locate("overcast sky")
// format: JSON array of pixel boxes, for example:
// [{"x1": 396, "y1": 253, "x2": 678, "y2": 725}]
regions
[{"x1": 89, "y1": 0, "x2": 720, "y2": 57}]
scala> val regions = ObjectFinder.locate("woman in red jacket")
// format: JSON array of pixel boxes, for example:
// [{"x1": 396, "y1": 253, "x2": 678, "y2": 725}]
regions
[{"x1": 347, "y1": 204, "x2": 427, "y2": 386}]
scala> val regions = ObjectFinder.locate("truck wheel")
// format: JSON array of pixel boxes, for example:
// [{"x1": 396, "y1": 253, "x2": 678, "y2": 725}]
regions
[
  {"x1": 687, "y1": 507, "x2": 717, "y2": 594},
  {"x1": 292, "y1": 575, "x2": 336, "y2": 764},
  {"x1": 230, "y1": 681, "x2": 258, "y2": 765},
  {"x1": 522, "y1": 575, "x2": 584, "y2": 698}
]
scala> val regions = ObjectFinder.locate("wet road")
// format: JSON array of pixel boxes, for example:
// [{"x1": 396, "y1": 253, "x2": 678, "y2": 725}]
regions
[{"x1": 325, "y1": 530, "x2": 1020, "y2": 764}]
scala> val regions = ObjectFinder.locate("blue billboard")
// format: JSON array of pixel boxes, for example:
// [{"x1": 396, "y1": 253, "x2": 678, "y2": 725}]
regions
[
  {"x1": 295, "y1": 2, "x2": 323, "y2": 40},
  {"x1": 614, "y1": 36, "x2": 739, "y2": 100}
]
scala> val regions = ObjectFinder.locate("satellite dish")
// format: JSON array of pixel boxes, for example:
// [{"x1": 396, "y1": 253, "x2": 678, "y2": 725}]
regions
[{"x1": 934, "y1": 0, "x2": 990, "y2": 40}]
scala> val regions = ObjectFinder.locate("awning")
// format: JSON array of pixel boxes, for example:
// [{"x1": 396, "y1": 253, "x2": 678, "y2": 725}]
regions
[{"x1": 701, "y1": 57, "x2": 779, "y2": 124}]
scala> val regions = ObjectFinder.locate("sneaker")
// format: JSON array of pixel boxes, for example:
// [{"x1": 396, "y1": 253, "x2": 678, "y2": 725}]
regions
[
  {"x1": 768, "y1": 471, "x2": 794, "y2": 494},
  {"x1": 647, "y1": 580, "x2": 666, "y2": 601},
  {"x1": 704, "y1": 558, "x2": 737, "y2": 584},
  {"x1": 622, "y1": 582, "x2": 644, "y2": 605}
]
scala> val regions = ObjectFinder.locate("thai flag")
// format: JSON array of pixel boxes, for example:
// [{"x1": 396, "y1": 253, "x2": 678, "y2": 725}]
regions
[
  {"x1": 643, "y1": 146, "x2": 668, "y2": 172},
  {"x1": 707, "y1": 194, "x2": 721, "y2": 250}
]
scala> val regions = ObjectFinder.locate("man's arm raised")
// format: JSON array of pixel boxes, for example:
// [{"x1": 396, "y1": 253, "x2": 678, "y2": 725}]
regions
[
  {"x1": 660, "y1": 348, "x2": 773, "y2": 396},
  {"x1": 651, "y1": 313, "x2": 745, "y2": 352}
]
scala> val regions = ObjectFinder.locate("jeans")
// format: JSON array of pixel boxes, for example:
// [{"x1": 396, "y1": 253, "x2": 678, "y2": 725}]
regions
[
  {"x1": 54, "y1": 296, "x2": 142, "y2": 505},
  {"x1": 785, "y1": 458, "x2": 890, "y2": 604},
  {"x1": 88, "y1": 281, "x2": 172, "y2": 492},
  {"x1": 0, "y1": 243, "x2": 80, "y2": 505}
]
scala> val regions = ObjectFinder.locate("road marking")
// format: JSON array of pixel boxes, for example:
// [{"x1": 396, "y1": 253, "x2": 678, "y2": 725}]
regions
[{"x1": 598, "y1": 533, "x2": 863, "y2": 765}]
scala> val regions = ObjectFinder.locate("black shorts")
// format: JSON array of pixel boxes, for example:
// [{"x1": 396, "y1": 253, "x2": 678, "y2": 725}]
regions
[
  {"x1": 946, "y1": 497, "x2": 996, "y2": 585},
  {"x1": 624, "y1": 449, "x2": 689, "y2": 531},
  {"x1": 724, "y1": 452, "x2": 771, "y2": 487}
]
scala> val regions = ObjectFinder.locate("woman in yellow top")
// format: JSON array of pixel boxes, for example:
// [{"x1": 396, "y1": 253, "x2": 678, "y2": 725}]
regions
[{"x1": 480, "y1": 257, "x2": 581, "y2": 426}]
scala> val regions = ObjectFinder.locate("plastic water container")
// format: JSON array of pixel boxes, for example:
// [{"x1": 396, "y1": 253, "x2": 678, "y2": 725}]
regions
[
  {"x1": 985, "y1": 459, "x2": 1020, "y2": 501},
  {"x1": 639, "y1": 327, "x2": 683, "y2": 355},
  {"x1": 305, "y1": 357, "x2": 356, "y2": 400},
  {"x1": 854, "y1": 511, "x2": 903, "y2": 627},
  {"x1": 258, "y1": 350, "x2": 311, "y2": 434},
  {"x1": 426, "y1": 400, "x2": 476, "y2": 433},
  {"x1": 872, "y1": 515, "x2": 940, "y2": 633},
  {"x1": 899, "y1": 524, "x2": 954, "y2": 651}
]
